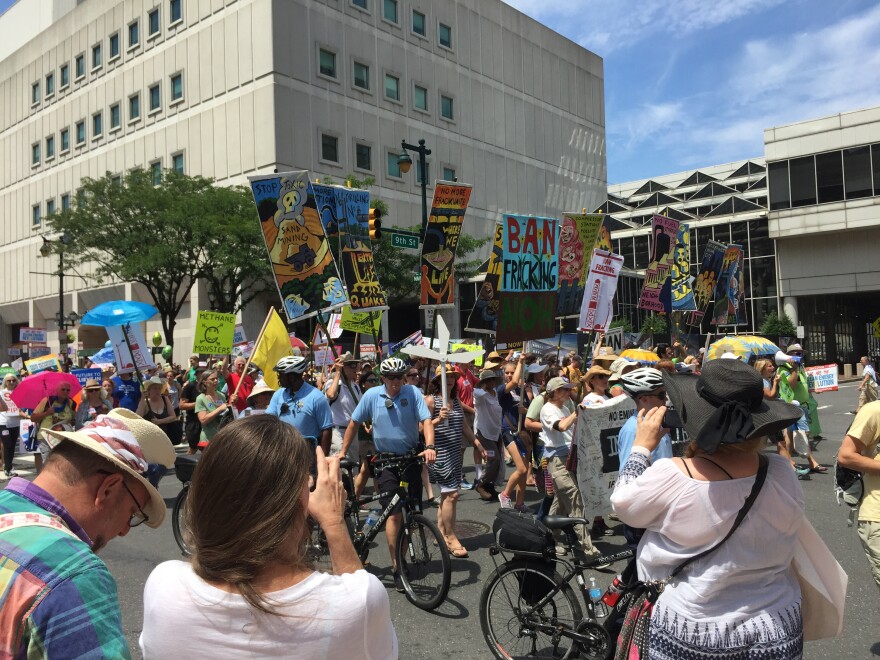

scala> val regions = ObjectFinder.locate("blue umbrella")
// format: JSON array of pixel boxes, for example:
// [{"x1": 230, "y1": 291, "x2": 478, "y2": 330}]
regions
[{"x1": 81, "y1": 300, "x2": 158, "y2": 327}]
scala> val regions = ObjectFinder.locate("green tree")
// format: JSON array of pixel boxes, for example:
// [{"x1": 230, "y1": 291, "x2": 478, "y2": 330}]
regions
[
  {"x1": 637, "y1": 313, "x2": 668, "y2": 347},
  {"x1": 760, "y1": 311, "x2": 797, "y2": 338}
]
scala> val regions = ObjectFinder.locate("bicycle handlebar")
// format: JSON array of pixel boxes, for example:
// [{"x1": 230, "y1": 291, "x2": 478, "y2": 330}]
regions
[{"x1": 370, "y1": 450, "x2": 424, "y2": 470}]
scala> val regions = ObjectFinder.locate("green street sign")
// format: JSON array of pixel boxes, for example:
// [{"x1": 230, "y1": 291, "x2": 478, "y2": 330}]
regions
[{"x1": 391, "y1": 232, "x2": 419, "y2": 249}]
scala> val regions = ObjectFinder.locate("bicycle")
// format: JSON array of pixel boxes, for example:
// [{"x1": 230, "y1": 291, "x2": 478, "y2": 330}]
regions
[
  {"x1": 306, "y1": 450, "x2": 452, "y2": 611},
  {"x1": 479, "y1": 514, "x2": 636, "y2": 660},
  {"x1": 171, "y1": 453, "x2": 198, "y2": 556}
]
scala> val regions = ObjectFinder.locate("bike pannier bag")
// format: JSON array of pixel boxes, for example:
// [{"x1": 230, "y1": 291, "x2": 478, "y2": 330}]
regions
[{"x1": 493, "y1": 509, "x2": 554, "y2": 556}]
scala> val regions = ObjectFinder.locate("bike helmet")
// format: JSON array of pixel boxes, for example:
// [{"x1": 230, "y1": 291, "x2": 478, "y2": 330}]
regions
[
  {"x1": 618, "y1": 367, "x2": 665, "y2": 397},
  {"x1": 379, "y1": 357, "x2": 407, "y2": 376},
  {"x1": 273, "y1": 355, "x2": 308, "y2": 375}
]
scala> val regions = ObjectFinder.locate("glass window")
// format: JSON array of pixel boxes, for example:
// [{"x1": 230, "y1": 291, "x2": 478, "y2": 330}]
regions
[
  {"x1": 321, "y1": 134, "x2": 339, "y2": 163},
  {"x1": 712, "y1": 224, "x2": 730, "y2": 244},
  {"x1": 76, "y1": 120, "x2": 85, "y2": 144},
  {"x1": 148, "y1": 9, "x2": 160, "y2": 36},
  {"x1": 748, "y1": 258, "x2": 777, "y2": 297},
  {"x1": 789, "y1": 155, "x2": 816, "y2": 207},
  {"x1": 46, "y1": 199, "x2": 55, "y2": 216},
  {"x1": 110, "y1": 103, "x2": 120, "y2": 129},
  {"x1": 816, "y1": 151, "x2": 844, "y2": 204},
  {"x1": 172, "y1": 153, "x2": 184, "y2": 173},
  {"x1": 873, "y1": 145, "x2": 880, "y2": 198},
  {"x1": 384, "y1": 74, "x2": 399, "y2": 101},
  {"x1": 60, "y1": 64, "x2": 69, "y2": 88},
  {"x1": 731, "y1": 221, "x2": 748, "y2": 252},
  {"x1": 129, "y1": 94, "x2": 141, "y2": 120},
  {"x1": 352, "y1": 0, "x2": 367, "y2": 9},
  {"x1": 129, "y1": 20, "x2": 140, "y2": 47},
  {"x1": 412, "y1": 10, "x2": 426, "y2": 36},
  {"x1": 45, "y1": 73, "x2": 54, "y2": 96},
  {"x1": 843, "y1": 146, "x2": 872, "y2": 199},
  {"x1": 383, "y1": 0, "x2": 398, "y2": 23},
  {"x1": 109, "y1": 33, "x2": 120, "y2": 58},
  {"x1": 149, "y1": 84, "x2": 161, "y2": 111},
  {"x1": 442, "y1": 166, "x2": 455, "y2": 181},
  {"x1": 46, "y1": 136, "x2": 54, "y2": 159},
  {"x1": 61, "y1": 194, "x2": 70, "y2": 211},
  {"x1": 92, "y1": 44, "x2": 102, "y2": 69},
  {"x1": 151, "y1": 161, "x2": 162, "y2": 185},
  {"x1": 31, "y1": 82, "x2": 39, "y2": 104},
  {"x1": 75, "y1": 54, "x2": 85, "y2": 78},
  {"x1": 171, "y1": 73, "x2": 183, "y2": 100},
  {"x1": 32, "y1": 205, "x2": 41, "y2": 226},
  {"x1": 356, "y1": 143, "x2": 371, "y2": 171},
  {"x1": 319, "y1": 49, "x2": 336, "y2": 78},
  {"x1": 440, "y1": 94, "x2": 454, "y2": 119},
  {"x1": 439, "y1": 23, "x2": 452, "y2": 48},
  {"x1": 414, "y1": 85, "x2": 428, "y2": 110},
  {"x1": 619, "y1": 237, "x2": 634, "y2": 269},
  {"x1": 92, "y1": 112, "x2": 103, "y2": 137},
  {"x1": 31, "y1": 143, "x2": 39, "y2": 164},
  {"x1": 111, "y1": 175, "x2": 122, "y2": 188},
  {"x1": 767, "y1": 161, "x2": 790, "y2": 210},
  {"x1": 634, "y1": 235, "x2": 650, "y2": 269},
  {"x1": 170, "y1": 0, "x2": 182, "y2": 23},
  {"x1": 353, "y1": 61, "x2": 369, "y2": 90},
  {"x1": 60, "y1": 128, "x2": 69, "y2": 152},
  {"x1": 387, "y1": 151, "x2": 402, "y2": 177},
  {"x1": 747, "y1": 220, "x2": 774, "y2": 258}
]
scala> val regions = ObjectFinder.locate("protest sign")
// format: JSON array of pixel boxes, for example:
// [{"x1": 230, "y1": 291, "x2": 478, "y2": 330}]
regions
[
  {"x1": 338, "y1": 187, "x2": 388, "y2": 313},
  {"x1": 497, "y1": 214, "x2": 559, "y2": 343},
  {"x1": 313, "y1": 346, "x2": 344, "y2": 367},
  {"x1": 11, "y1": 358, "x2": 23, "y2": 372},
  {"x1": 711, "y1": 245, "x2": 743, "y2": 326},
  {"x1": 688, "y1": 240, "x2": 726, "y2": 326},
  {"x1": 233, "y1": 324, "x2": 247, "y2": 345},
  {"x1": 465, "y1": 222, "x2": 503, "y2": 335},
  {"x1": 0, "y1": 366, "x2": 17, "y2": 378},
  {"x1": 671, "y1": 223, "x2": 696, "y2": 311},
  {"x1": 106, "y1": 324, "x2": 156, "y2": 374},
  {"x1": 25, "y1": 354, "x2": 62, "y2": 375},
  {"x1": 359, "y1": 343, "x2": 377, "y2": 360},
  {"x1": 806, "y1": 364, "x2": 839, "y2": 392},
  {"x1": 420, "y1": 182, "x2": 472, "y2": 308},
  {"x1": 451, "y1": 343, "x2": 484, "y2": 367},
  {"x1": 29, "y1": 346, "x2": 51, "y2": 358},
  {"x1": 232, "y1": 341, "x2": 255, "y2": 358},
  {"x1": 556, "y1": 213, "x2": 604, "y2": 318},
  {"x1": 249, "y1": 171, "x2": 347, "y2": 322},
  {"x1": 310, "y1": 182, "x2": 345, "y2": 237},
  {"x1": 578, "y1": 249, "x2": 624, "y2": 332},
  {"x1": 340, "y1": 307, "x2": 382, "y2": 335},
  {"x1": 573, "y1": 395, "x2": 636, "y2": 517},
  {"x1": 71, "y1": 368, "x2": 102, "y2": 387},
  {"x1": 193, "y1": 311, "x2": 237, "y2": 355},
  {"x1": 594, "y1": 221, "x2": 613, "y2": 252},
  {"x1": 20, "y1": 327, "x2": 47, "y2": 344},
  {"x1": 638, "y1": 215, "x2": 679, "y2": 314},
  {"x1": 588, "y1": 327, "x2": 624, "y2": 356},
  {"x1": 7, "y1": 347, "x2": 20, "y2": 356},
  {"x1": 727, "y1": 246, "x2": 746, "y2": 325}
]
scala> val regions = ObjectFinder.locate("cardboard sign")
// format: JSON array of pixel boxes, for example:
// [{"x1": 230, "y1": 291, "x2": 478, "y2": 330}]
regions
[
  {"x1": 334, "y1": 186, "x2": 388, "y2": 313},
  {"x1": 465, "y1": 222, "x2": 503, "y2": 335},
  {"x1": 233, "y1": 324, "x2": 247, "y2": 345},
  {"x1": 578, "y1": 249, "x2": 624, "y2": 332},
  {"x1": 20, "y1": 327, "x2": 47, "y2": 343},
  {"x1": 451, "y1": 343, "x2": 484, "y2": 367},
  {"x1": 327, "y1": 313, "x2": 343, "y2": 339},
  {"x1": 359, "y1": 343, "x2": 377, "y2": 359},
  {"x1": 71, "y1": 368, "x2": 102, "y2": 387},
  {"x1": 806, "y1": 364, "x2": 839, "y2": 392},
  {"x1": 671, "y1": 223, "x2": 696, "y2": 311},
  {"x1": 556, "y1": 213, "x2": 604, "y2": 317},
  {"x1": 29, "y1": 345, "x2": 51, "y2": 358},
  {"x1": 420, "y1": 182, "x2": 473, "y2": 307},
  {"x1": 106, "y1": 324, "x2": 156, "y2": 374},
  {"x1": 193, "y1": 311, "x2": 237, "y2": 356},
  {"x1": 638, "y1": 215, "x2": 678, "y2": 314},
  {"x1": 711, "y1": 245, "x2": 744, "y2": 326},
  {"x1": 688, "y1": 240, "x2": 726, "y2": 327},
  {"x1": 25, "y1": 354, "x2": 62, "y2": 375},
  {"x1": 340, "y1": 307, "x2": 382, "y2": 335}
]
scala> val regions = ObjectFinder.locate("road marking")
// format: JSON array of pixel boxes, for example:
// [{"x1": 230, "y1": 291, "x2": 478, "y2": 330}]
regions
[{"x1": 817, "y1": 405, "x2": 831, "y2": 410}]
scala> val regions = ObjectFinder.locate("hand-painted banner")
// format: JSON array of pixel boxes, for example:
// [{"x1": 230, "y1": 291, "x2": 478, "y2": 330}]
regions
[
  {"x1": 556, "y1": 213, "x2": 604, "y2": 317},
  {"x1": 340, "y1": 307, "x2": 382, "y2": 335},
  {"x1": 106, "y1": 324, "x2": 156, "y2": 374},
  {"x1": 727, "y1": 247, "x2": 747, "y2": 326},
  {"x1": 578, "y1": 249, "x2": 624, "y2": 332},
  {"x1": 339, "y1": 187, "x2": 388, "y2": 313},
  {"x1": 249, "y1": 171, "x2": 347, "y2": 323},
  {"x1": 193, "y1": 311, "x2": 237, "y2": 356},
  {"x1": 711, "y1": 245, "x2": 743, "y2": 326},
  {"x1": 594, "y1": 221, "x2": 613, "y2": 252},
  {"x1": 465, "y1": 222, "x2": 503, "y2": 335},
  {"x1": 671, "y1": 223, "x2": 696, "y2": 311},
  {"x1": 638, "y1": 215, "x2": 679, "y2": 314},
  {"x1": 420, "y1": 182, "x2": 472, "y2": 308},
  {"x1": 688, "y1": 240, "x2": 727, "y2": 326}
]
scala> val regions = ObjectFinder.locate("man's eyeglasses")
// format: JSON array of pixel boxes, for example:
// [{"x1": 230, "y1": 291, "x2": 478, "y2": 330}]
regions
[{"x1": 97, "y1": 470, "x2": 149, "y2": 527}]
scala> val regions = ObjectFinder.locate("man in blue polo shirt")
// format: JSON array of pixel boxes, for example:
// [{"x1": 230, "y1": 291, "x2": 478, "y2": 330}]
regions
[
  {"x1": 266, "y1": 356, "x2": 333, "y2": 454},
  {"x1": 341, "y1": 356, "x2": 435, "y2": 591}
]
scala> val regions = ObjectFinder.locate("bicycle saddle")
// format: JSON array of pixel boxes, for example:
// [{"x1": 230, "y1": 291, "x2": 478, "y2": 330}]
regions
[
  {"x1": 542, "y1": 515, "x2": 588, "y2": 530},
  {"x1": 339, "y1": 458, "x2": 358, "y2": 471}
]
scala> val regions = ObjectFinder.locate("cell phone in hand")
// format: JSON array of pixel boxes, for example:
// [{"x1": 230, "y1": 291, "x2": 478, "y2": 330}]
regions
[{"x1": 662, "y1": 408, "x2": 684, "y2": 429}]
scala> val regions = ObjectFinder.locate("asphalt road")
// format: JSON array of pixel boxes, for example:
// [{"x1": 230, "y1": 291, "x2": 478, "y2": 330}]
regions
[{"x1": 12, "y1": 380, "x2": 878, "y2": 658}]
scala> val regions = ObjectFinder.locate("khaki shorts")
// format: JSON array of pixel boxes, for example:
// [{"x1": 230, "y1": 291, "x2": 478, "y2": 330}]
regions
[{"x1": 857, "y1": 520, "x2": 880, "y2": 589}]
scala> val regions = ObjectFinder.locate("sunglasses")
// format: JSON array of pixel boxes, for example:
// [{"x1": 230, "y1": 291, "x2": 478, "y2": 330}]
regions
[
  {"x1": 385, "y1": 374, "x2": 404, "y2": 381},
  {"x1": 365, "y1": 377, "x2": 378, "y2": 383}
]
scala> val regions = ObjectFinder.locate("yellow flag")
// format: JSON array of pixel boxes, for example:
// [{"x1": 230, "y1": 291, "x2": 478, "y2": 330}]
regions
[{"x1": 250, "y1": 309, "x2": 292, "y2": 390}]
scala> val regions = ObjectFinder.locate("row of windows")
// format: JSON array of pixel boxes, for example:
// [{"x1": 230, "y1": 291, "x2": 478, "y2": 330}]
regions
[
  {"x1": 31, "y1": 73, "x2": 184, "y2": 167},
  {"x1": 30, "y1": 0, "x2": 183, "y2": 107},
  {"x1": 316, "y1": 47, "x2": 455, "y2": 120},
  {"x1": 768, "y1": 143, "x2": 880, "y2": 210},
  {"x1": 349, "y1": 0, "x2": 453, "y2": 49},
  {"x1": 30, "y1": 154, "x2": 185, "y2": 227},
  {"x1": 317, "y1": 134, "x2": 455, "y2": 183}
]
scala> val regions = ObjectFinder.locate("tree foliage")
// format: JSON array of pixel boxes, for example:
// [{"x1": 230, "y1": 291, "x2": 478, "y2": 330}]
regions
[{"x1": 759, "y1": 311, "x2": 797, "y2": 338}]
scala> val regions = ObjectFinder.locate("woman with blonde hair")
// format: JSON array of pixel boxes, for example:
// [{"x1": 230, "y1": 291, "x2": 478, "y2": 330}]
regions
[{"x1": 140, "y1": 415, "x2": 397, "y2": 658}]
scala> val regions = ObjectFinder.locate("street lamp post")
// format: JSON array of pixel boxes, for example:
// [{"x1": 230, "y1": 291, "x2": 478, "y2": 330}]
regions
[
  {"x1": 397, "y1": 139, "x2": 432, "y2": 236},
  {"x1": 40, "y1": 234, "x2": 80, "y2": 353}
]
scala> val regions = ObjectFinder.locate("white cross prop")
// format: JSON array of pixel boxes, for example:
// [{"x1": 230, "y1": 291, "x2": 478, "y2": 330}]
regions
[{"x1": 401, "y1": 316, "x2": 484, "y2": 417}]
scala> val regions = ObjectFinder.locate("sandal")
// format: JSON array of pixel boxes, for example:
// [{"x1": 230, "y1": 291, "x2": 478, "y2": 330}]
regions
[
  {"x1": 809, "y1": 465, "x2": 828, "y2": 473},
  {"x1": 445, "y1": 537, "x2": 469, "y2": 558}
]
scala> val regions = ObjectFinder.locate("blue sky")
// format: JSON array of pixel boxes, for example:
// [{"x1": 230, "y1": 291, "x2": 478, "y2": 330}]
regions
[{"x1": 504, "y1": 0, "x2": 880, "y2": 183}]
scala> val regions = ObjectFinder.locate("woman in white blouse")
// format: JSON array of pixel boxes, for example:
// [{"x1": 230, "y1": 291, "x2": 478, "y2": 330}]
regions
[{"x1": 611, "y1": 358, "x2": 805, "y2": 659}]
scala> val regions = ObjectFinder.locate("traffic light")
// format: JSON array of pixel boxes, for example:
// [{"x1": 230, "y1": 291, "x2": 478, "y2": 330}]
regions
[{"x1": 369, "y1": 207, "x2": 382, "y2": 241}]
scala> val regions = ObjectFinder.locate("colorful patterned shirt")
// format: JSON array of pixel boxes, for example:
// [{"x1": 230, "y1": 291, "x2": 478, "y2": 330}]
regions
[{"x1": 0, "y1": 478, "x2": 131, "y2": 659}]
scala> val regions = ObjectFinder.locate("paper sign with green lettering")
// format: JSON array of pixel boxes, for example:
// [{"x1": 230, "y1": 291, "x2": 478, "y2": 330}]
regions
[
  {"x1": 340, "y1": 307, "x2": 382, "y2": 335},
  {"x1": 193, "y1": 311, "x2": 237, "y2": 355}
]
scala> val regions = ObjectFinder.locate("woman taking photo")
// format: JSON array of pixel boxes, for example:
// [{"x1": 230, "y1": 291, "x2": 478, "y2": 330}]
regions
[
  {"x1": 611, "y1": 359, "x2": 807, "y2": 658},
  {"x1": 194, "y1": 370, "x2": 230, "y2": 450},
  {"x1": 140, "y1": 415, "x2": 397, "y2": 658}
]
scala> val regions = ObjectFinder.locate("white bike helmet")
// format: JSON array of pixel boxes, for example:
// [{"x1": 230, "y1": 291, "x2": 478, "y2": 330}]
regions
[
  {"x1": 379, "y1": 357, "x2": 407, "y2": 376},
  {"x1": 618, "y1": 367, "x2": 665, "y2": 397},
  {"x1": 273, "y1": 355, "x2": 308, "y2": 375}
]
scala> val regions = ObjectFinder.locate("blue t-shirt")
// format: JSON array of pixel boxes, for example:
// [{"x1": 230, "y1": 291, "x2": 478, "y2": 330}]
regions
[
  {"x1": 616, "y1": 414, "x2": 672, "y2": 468},
  {"x1": 495, "y1": 383, "x2": 520, "y2": 432},
  {"x1": 111, "y1": 376, "x2": 141, "y2": 411},
  {"x1": 350, "y1": 384, "x2": 431, "y2": 455},
  {"x1": 266, "y1": 382, "x2": 333, "y2": 440}
]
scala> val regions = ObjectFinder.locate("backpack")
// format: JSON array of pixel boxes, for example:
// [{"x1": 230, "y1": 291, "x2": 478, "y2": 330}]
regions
[{"x1": 833, "y1": 452, "x2": 863, "y2": 526}]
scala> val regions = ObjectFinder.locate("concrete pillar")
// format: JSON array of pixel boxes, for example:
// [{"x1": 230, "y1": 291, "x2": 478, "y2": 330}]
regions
[
  {"x1": 844, "y1": 363, "x2": 854, "y2": 378},
  {"x1": 783, "y1": 296, "x2": 798, "y2": 326}
]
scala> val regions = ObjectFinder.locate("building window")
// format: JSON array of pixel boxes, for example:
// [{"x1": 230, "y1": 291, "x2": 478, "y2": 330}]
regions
[
  {"x1": 767, "y1": 161, "x2": 789, "y2": 210},
  {"x1": 76, "y1": 120, "x2": 86, "y2": 145},
  {"x1": 31, "y1": 82, "x2": 39, "y2": 104},
  {"x1": 45, "y1": 135, "x2": 54, "y2": 159},
  {"x1": 387, "y1": 151, "x2": 402, "y2": 178},
  {"x1": 440, "y1": 94, "x2": 454, "y2": 120},
  {"x1": 32, "y1": 205, "x2": 41, "y2": 226},
  {"x1": 46, "y1": 199, "x2": 56, "y2": 216},
  {"x1": 151, "y1": 161, "x2": 162, "y2": 185},
  {"x1": 413, "y1": 84, "x2": 428, "y2": 111},
  {"x1": 61, "y1": 194, "x2": 70, "y2": 211},
  {"x1": 383, "y1": 0, "x2": 398, "y2": 23},
  {"x1": 442, "y1": 166, "x2": 455, "y2": 182},
  {"x1": 170, "y1": 73, "x2": 183, "y2": 101},
  {"x1": 60, "y1": 128, "x2": 69, "y2": 152},
  {"x1": 789, "y1": 156, "x2": 816, "y2": 208},
  {"x1": 60, "y1": 64, "x2": 69, "y2": 88},
  {"x1": 355, "y1": 143, "x2": 372, "y2": 171},
  {"x1": 170, "y1": 0, "x2": 182, "y2": 24},
  {"x1": 31, "y1": 142, "x2": 40, "y2": 165},
  {"x1": 129, "y1": 20, "x2": 140, "y2": 48},
  {"x1": 843, "y1": 146, "x2": 872, "y2": 200},
  {"x1": 351, "y1": 0, "x2": 367, "y2": 9},
  {"x1": 149, "y1": 84, "x2": 161, "y2": 112},
  {"x1": 110, "y1": 103, "x2": 121, "y2": 129},
  {"x1": 384, "y1": 73, "x2": 400, "y2": 101},
  {"x1": 438, "y1": 23, "x2": 452, "y2": 49},
  {"x1": 129, "y1": 93, "x2": 141, "y2": 121},
  {"x1": 92, "y1": 112, "x2": 103, "y2": 138},
  {"x1": 109, "y1": 32, "x2": 120, "y2": 59},
  {"x1": 148, "y1": 8, "x2": 160, "y2": 37},
  {"x1": 172, "y1": 152, "x2": 184, "y2": 173},
  {"x1": 353, "y1": 61, "x2": 370, "y2": 90},
  {"x1": 319, "y1": 49, "x2": 336, "y2": 78},
  {"x1": 816, "y1": 151, "x2": 844, "y2": 204},
  {"x1": 75, "y1": 54, "x2": 85, "y2": 79},
  {"x1": 412, "y1": 10, "x2": 426, "y2": 36},
  {"x1": 45, "y1": 73, "x2": 54, "y2": 97},
  {"x1": 92, "y1": 43, "x2": 102, "y2": 69},
  {"x1": 111, "y1": 175, "x2": 122, "y2": 188},
  {"x1": 321, "y1": 133, "x2": 339, "y2": 163}
]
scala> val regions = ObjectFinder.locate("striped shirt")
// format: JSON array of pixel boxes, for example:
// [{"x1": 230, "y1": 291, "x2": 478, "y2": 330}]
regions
[{"x1": 0, "y1": 478, "x2": 131, "y2": 659}]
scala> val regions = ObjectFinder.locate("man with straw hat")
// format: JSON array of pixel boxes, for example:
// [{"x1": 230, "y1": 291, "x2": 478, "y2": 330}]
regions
[{"x1": 0, "y1": 409, "x2": 175, "y2": 658}]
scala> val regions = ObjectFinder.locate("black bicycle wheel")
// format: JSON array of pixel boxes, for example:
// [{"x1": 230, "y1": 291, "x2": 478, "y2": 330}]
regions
[
  {"x1": 396, "y1": 513, "x2": 451, "y2": 611},
  {"x1": 171, "y1": 485, "x2": 192, "y2": 557},
  {"x1": 306, "y1": 524, "x2": 333, "y2": 573},
  {"x1": 479, "y1": 559, "x2": 583, "y2": 660}
]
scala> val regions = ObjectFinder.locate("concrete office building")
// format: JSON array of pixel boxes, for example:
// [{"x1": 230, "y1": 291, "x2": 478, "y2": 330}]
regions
[{"x1": 0, "y1": 0, "x2": 606, "y2": 360}]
